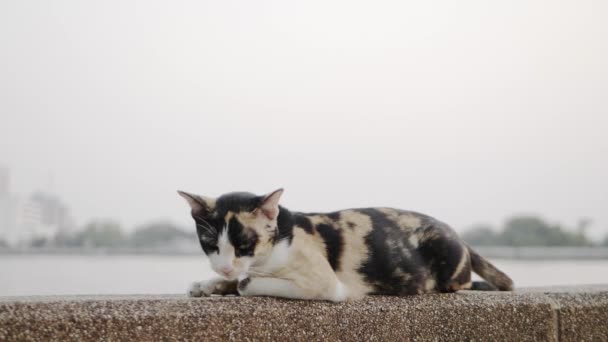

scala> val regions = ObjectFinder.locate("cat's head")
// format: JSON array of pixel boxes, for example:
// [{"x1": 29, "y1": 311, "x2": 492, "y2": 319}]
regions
[{"x1": 178, "y1": 189, "x2": 285, "y2": 281}]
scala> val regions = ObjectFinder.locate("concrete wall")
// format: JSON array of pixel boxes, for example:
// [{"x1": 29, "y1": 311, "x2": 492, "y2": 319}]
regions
[{"x1": 1, "y1": 286, "x2": 607, "y2": 341}]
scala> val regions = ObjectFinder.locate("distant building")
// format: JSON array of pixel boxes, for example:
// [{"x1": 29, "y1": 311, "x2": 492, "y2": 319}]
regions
[
  {"x1": 0, "y1": 166, "x2": 18, "y2": 245},
  {"x1": 0, "y1": 166, "x2": 8, "y2": 194},
  {"x1": 17, "y1": 191, "x2": 75, "y2": 243},
  {"x1": 0, "y1": 166, "x2": 75, "y2": 246}
]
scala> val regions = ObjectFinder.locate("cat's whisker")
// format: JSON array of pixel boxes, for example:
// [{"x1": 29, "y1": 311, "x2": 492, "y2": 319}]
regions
[
  {"x1": 195, "y1": 220, "x2": 213, "y2": 230},
  {"x1": 196, "y1": 223, "x2": 217, "y2": 237},
  {"x1": 193, "y1": 215, "x2": 213, "y2": 226},
  {"x1": 193, "y1": 216, "x2": 215, "y2": 231},
  {"x1": 196, "y1": 221, "x2": 214, "y2": 231}
]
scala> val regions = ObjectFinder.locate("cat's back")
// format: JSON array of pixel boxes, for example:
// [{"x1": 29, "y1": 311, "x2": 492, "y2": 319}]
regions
[
  {"x1": 294, "y1": 207, "x2": 448, "y2": 238},
  {"x1": 291, "y1": 207, "x2": 460, "y2": 296},
  {"x1": 325, "y1": 207, "x2": 457, "y2": 258}
]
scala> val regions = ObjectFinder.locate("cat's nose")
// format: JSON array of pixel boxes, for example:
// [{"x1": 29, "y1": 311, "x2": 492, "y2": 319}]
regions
[{"x1": 220, "y1": 266, "x2": 234, "y2": 275}]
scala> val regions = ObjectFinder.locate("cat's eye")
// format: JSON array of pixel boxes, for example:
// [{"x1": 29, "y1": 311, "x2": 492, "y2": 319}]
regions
[{"x1": 235, "y1": 243, "x2": 254, "y2": 257}]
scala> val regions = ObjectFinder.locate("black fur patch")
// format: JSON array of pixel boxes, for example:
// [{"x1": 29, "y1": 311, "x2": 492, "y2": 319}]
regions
[
  {"x1": 471, "y1": 281, "x2": 497, "y2": 291},
  {"x1": 293, "y1": 214, "x2": 314, "y2": 234},
  {"x1": 356, "y1": 208, "x2": 426, "y2": 295},
  {"x1": 227, "y1": 217, "x2": 258, "y2": 257},
  {"x1": 193, "y1": 214, "x2": 224, "y2": 255},
  {"x1": 325, "y1": 211, "x2": 341, "y2": 221},
  {"x1": 451, "y1": 261, "x2": 471, "y2": 286},
  {"x1": 416, "y1": 223, "x2": 466, "y2": 292},
  {"x1": 214, "y1": 192, "x2": 262, "y2": 216},
  {"x1": 238, "y1": 277, "x2": 251, "y2": 292},
  {"x1": 275, "y1": 207, "x2": 295, "y2": 244},
  {"x1": 316, "y1": 223, "x2": 344, "y2": 271}
]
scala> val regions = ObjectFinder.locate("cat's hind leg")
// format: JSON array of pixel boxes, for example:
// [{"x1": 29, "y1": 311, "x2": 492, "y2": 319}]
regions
[
  {"x1": 470, "y1": 281, "x2": 497, "y2": 291},
  {"x1": 419, "y1": 236, "x2": 472, "y2": 293}
]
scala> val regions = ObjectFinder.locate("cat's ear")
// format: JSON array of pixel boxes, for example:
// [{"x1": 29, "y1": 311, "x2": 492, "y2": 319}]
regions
[
  {"x1": 177, "y1": 190, "x2": 215, "y2": 217},
  {"x1": 256, "y1": 188, "x2": 284, "y2": 220}
]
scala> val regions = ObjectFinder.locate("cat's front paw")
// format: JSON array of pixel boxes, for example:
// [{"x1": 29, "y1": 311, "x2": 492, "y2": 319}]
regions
[
  {"x1": 188, "y1": 281, "x2": 216, "y2": 297},
  {"x1": 237, "y1": 277, "x2": 252, "y2": 296}
]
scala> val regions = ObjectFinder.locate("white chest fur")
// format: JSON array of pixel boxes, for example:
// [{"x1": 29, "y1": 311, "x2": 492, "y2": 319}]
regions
[{"x1": 250, "y1": 239, "x2": 291, "y2": 275}]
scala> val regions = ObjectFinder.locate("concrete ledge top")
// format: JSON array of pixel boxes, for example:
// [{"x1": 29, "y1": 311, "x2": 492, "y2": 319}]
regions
[
  {"x1": 1, "y1": 286, "x2": 607, "y2": 341},
  {"x1": 2, "y1": 284, "x2": 605, "y2": 302}
]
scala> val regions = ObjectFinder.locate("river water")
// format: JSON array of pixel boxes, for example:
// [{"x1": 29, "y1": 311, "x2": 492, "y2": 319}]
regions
[{"x1": 1, "y1": 254, "x2": 607, "y2": 296}]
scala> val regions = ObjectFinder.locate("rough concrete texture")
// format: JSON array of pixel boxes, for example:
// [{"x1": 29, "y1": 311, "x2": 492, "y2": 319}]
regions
[
  {"x1": 0, "y1": 286, "x2": 606, "y2": 341},
  {"x1": 547, "y1": 292, "x2": 608, "y2": 341},
  {"x1": 522, "y1": 285, "x2": 608, "y2": 342}
]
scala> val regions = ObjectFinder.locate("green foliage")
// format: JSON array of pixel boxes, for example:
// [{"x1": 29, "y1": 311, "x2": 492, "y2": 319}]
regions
[
  {"x1": 461, "y1": 224, "x2": 499, "y2": 246},
  {"x1": 463, "y1": 215, "x2": 593, "y2": 247},
  {"x1": 42, "y1": 214, "x2": 600, "y2": 249},
  {"x1": 50, "y1": 220, "x2": 194, "y2": 249},
  {"x1": 77, "y1": 219, "x2": 126, "y2": 248},
  {"x1": 53, "y1": 229, "x2": 81, "y2": 247},
  {"x1": 130, "y1": 221, "x2": 193, "y2": 247},
  {"x1": 29, "y1": 237, "x2": 50, "y2": 248}
]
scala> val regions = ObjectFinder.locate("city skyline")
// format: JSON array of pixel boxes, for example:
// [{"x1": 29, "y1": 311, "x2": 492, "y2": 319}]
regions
[{"x1": 1, "y1": 162, "x2": 606, "y2": 242}]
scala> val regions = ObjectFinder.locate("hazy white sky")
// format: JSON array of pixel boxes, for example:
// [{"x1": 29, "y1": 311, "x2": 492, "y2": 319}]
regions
[{"x1": 1, "y1": 0, "x2": 607, "y2": 238}]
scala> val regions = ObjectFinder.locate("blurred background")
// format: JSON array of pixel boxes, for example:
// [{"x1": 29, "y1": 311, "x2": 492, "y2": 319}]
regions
[{"x1": 1, "y1": 0, "x2": 607, "y2": 296}]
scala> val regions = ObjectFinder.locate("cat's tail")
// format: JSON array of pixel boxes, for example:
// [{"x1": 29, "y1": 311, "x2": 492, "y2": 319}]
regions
[{"x1": 467, "y1": 245, "x2": 514, "y2": 291}]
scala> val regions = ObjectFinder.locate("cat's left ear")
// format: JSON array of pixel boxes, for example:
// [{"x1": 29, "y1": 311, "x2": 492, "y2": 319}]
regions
[{"x1": 256, "y1": 188, "x2": 284, "y2": 220}]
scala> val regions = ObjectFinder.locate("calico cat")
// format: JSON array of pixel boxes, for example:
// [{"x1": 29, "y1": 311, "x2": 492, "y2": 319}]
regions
[{"x1": 178, "y1": 189, "x2": 513, "y2": 301}]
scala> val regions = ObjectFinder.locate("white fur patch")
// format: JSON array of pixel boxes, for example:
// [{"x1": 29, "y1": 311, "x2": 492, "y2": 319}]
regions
[
  {"x1": 331, "y1": 281, "x2": 349, "y2": 302},
  {"x1": 208, "y1": 229, "x2": 235, "y2": 275},
  {"x1": 188, "y1": 279, "x2": 217, "y2": 297},
  {"x1": 408, "y1": 235, "x2": 419, "y2": 248},
  {"x1": 266, "y1": 240, "x2": 291, "y2": 269},
  {"x1": 241, "y1": 278, "x2": 292, "y2": 297},
  {"x1": 249, "y1": 239, "x2": 291, "y2": 276},
  {"x1": 425, "y1": 278, "x2": 437, "y2": 291}
]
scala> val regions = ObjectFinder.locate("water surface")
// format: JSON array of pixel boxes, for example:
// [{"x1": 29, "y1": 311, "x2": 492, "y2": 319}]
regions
[{"x1": 1, "y1": 255, "x2": 607, "y2": 296}]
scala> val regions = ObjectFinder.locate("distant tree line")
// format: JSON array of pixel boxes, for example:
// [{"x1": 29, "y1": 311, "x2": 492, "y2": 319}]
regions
[
  {"x1": 4, "y1": 214, "x2": 608, "y2": 249},
  {"x1": 462, "y1": 215, "x2": 607, "y2": 247},
  {"x1": 27, "y1": 220, "x2": 197, "y2": 249}
]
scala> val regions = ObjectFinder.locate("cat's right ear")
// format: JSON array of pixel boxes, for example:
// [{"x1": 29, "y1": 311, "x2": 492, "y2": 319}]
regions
[{"x1": 177, "y1": 190, "x2": 215, "y2": 217}]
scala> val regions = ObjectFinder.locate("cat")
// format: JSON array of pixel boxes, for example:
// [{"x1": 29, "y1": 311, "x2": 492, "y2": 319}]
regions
[{"x1": 178, "y1": 188, "x2": 513, "y2": 301}]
